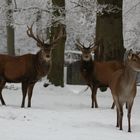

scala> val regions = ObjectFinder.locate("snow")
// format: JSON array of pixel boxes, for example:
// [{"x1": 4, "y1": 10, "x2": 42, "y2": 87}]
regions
[
  {"x1": 0, "y1": 82, "x2": 140, "y2": 140},
  {"x1": 0, "y1": 1, "x2": 140, "y2": 139}
]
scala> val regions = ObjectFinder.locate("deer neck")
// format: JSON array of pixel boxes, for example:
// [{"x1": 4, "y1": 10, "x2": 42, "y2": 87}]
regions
[
  {"x1": 35, "y1": 51, "x2": 51, "y2": 79},
  {"x1": 123, "y1": 62, "x2": 137, "y2": 85},
  {"x1": 81, "y1": 57, "x2": 93, "y2": 72}
]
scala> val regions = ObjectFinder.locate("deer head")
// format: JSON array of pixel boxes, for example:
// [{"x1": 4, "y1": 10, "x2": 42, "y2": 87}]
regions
[
  {"x1": 127, "y1": 49, "x2": 140, "y2": 71},
  {"x1": 75, "y1": 39, "x2": 97, "y2": 61},
  {"x1": 27, "y1": 24, "x2": 64, "y2": 62}
]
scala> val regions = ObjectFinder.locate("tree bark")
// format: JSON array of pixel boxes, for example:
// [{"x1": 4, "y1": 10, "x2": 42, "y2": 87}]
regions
[
  {"x1": 36, "y1": 11, "x2": 42, "y2": 35},
  {"x1": 95, "y1": 0, "x2": 125, "y2": 61},
  {"x1": 48, "y1": 0, "x2": 66, "y2": 87},
  {"x1": 6, "y1": 0, "x2": 15, "y2": 55},
  {"x1": 6, "y1": 26, "x2": 15, "y2": 55}
]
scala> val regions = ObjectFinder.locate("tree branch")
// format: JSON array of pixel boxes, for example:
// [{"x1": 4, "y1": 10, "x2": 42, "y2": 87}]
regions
[
  {"x1": 70, "y1": 1, "x2": 89, "y2": 10},
  {"x1": 13, "y1": 0, "x2": 17, "y2": 9},
  {"x1": 13, "y1": 7, "x2": 50, "y2": 13},
  {"x1": 124, "y1": 1, "x2": 140, "y2": 16}
]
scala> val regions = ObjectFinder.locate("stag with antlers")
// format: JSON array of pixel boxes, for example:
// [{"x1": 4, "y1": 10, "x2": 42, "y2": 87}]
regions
[
  {"x1": 0, "y1": 24, "x2": 64, "y2": 108},
  {"x1": 76, "y1": 39, "x2": 123, "y2": 108}
]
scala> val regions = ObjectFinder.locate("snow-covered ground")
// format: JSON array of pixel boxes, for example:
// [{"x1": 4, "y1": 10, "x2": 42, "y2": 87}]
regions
[{"x1": 0, "y1": 82, "x2": 140, "y2": 140}]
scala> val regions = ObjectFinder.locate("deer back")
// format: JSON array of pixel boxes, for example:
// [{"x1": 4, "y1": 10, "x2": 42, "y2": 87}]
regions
[
  {"x1": 76, "y1": 39, "x2": 123, "y2": 86},
  {"x1": 109, "y1": 50, "x2": 140, "y2": 98},
  {"x1": 0, "y1": 54, "x2": 37, "y2": 82},
  {"x1": 94, "y1": 60, "x2": 123, "y2": 85}
]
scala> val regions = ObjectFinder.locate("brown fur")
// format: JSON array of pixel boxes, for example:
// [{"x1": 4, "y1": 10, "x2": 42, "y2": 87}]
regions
[
  {"x1": 109, "y1": 51, "x2": 140, "y2": 132},
  {"x1": 76, "y1": 40, "x2": 123, "y2": 108},
  {"x1": 0, "y1": 24, "x2": 65, "y2": 108},
  {"x1": 0, "y1": 50, "x2": 51, "y2": 107},
  {"x1": 80, "y1": 57, "x2": 123, "y2": 108}
]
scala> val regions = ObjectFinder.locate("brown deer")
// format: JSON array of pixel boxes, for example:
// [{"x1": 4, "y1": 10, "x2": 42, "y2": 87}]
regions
[
  {"x1": 109, "y1": 50, "x2": 140, "y2": 132},
  {"x1": 0, "y1": 24, "x2": 64, "y2": 108},
  {"x1": 76, "y1": 39, "x2": 123, "y2": 108}
]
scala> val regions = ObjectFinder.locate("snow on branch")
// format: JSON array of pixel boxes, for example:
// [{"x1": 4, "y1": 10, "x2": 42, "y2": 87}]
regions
[
  {"x1": 0, "y1": 0, "x2": 67, "y2": 27},
  {"x1": 70, "y1": 1, "x2": 89, "y2": 11},
  {"x1": 13, "y1": 7, "x2": 50, "y2": 13},
  {"x1": 97, "y1": 4, "x2": 122, "y2": 16},
  {"x1": 124, "y1": 1, "x2": 140, "y2": 16},
  {"x1": 13, "y1": 0, "x2": 17, "y2": 9}
]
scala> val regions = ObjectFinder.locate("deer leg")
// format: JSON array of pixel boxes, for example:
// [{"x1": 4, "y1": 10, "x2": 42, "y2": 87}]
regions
[
  {"x1": 21, "y1": 82, "x2": 28, "y2": 108},
  {"x1": 0, "y1": 80, "x2": 6, "y2": 105},
  {"x1": 90, "y1": 86, "x2": 94, "y2": 108},
  {"x1": 115, "y1": 100, "x2": 121, "y2": 129},
  {"x1": 116, "y1": 108, "x2": 119, "y2": 127},
  {"x1": 91, "y1": 86, "x2": 98, "y2": 108},
  {"x1": 127, "y1": 100, "x2": 134, "y2": 132},
  {"x1": 119, "y1": 104, "x2": 123, "y2": 131},
  {"x1": 91, "y1": 93, "x2": 94, "y2": 108},
  {"x1": 94, "y1": 87, "x2": 98, "y2": 108},
  {"x1": 111, "y1": 101, "x2": 115, "y2": 109},
  {"x1": 27, "y1": 83, "x2": 35, "y2": 108},
  {"x1": 126, "y1": 102, "x2": 128, "y2": 109}
]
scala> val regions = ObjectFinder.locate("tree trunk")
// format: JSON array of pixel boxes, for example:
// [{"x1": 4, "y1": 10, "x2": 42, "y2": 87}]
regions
[
  {"x1": 95, "y1": 0, "x2": 125, "y2": 61},
  {"x1": 6, "y1": 26, "x2": 15, "y2": 55},
  {"x1": 6, "y1": 0, "x2": 15, "y2": 55},
  {"x1": 36, "y1": 11, "x2": 42, "y2": 35},
  {"x1": 48, "y1": 0, "x2": 66, "y2": 87}
]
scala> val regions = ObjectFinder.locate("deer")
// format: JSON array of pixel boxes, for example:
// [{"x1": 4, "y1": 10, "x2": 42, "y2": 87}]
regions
[
  {"x1": 76, "y1": 39, "x2": 123, "y2": 108},
  {"x1": 0, "y1": 24, "x2": 64, "y2": 108},
  {"x1": 109, "y1": 50, "x2": 140, "y2": 132}
]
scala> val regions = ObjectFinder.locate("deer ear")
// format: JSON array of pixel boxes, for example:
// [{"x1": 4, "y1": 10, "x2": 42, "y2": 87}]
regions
[
  {"x1": 90, "y1": 46, "x2": 97, "y2": 53},
  {"x1": 75, "y1": 44, "x2": 83, "y2": 51},
  {"x1": 128, "y1": 49, "x2": 133, "y2": 60},
  {"x1": 136, "y1": 51, "x2": 140, "y2": 57},
  {"x1": 37, "y1": 43, "x2": 42, "y2": 48}
]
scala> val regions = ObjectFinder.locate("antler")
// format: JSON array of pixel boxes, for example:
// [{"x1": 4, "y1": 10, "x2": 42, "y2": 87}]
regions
[
  {"x1": 88, "y1": 37, "x2": 98, "y2": 48},
  {"x1": 75, "y1": 39, "x2": 85, "y2": 49},
  {"x1": 76, "y1": 38, "x2": 97, "y2": 50},
  {"x1": 27, "y1": 23, "x2": 44, "y2": 46},
  {"x1": 88, "y1": 42, "x2": 95, "y2": 48}
]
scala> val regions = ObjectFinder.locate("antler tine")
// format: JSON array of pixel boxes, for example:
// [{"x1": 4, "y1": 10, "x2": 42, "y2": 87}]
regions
[
  {"x1": 27, "y1": 23, "x2": 44, "y2": 45},
  {"x1": 76, "y1": 39, "x2": 85, "y2": 48},
  {"x1": 36, "y1": 35, "x2": 44, "y2": 45},
  {"x1": 88, "y1": 42, "x2": 95, "y2": 48},
  {"x1": 27, "y1": 23, "x2": 35, "y2": 38},
  {"x1": 89, "y1": 37, "x2": 100, "y2": 50},
  {"x1": 89, "y1": 37, "x2": 97, "y2": 48}
]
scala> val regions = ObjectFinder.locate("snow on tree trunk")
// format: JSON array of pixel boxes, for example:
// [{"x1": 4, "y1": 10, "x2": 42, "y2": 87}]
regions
[
  {"x1": 95, "y1": 0, "x2": 125, "y2": 61},
  {"x1": 48, "y1": 0, "x2": 66, "y2": 87},
  {"x1": 6, "y1": 0, "x2": 15, "y2": 55}
]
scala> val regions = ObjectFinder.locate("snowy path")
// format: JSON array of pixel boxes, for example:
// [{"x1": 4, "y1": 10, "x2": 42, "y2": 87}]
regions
[{"x1": 0, "y1": 82, "x2": 140, "y2": 140}]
